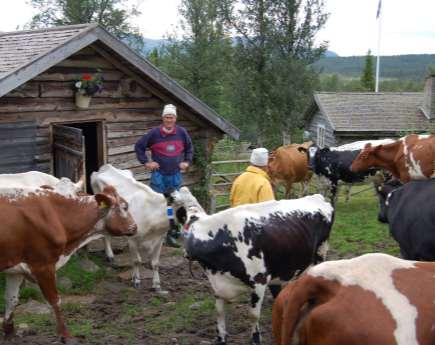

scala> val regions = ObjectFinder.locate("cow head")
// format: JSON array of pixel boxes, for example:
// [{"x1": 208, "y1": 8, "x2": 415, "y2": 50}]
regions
[
  {"x1": 373, "y1": 177, "x2": 402, "y2": 223},
  {"x1": 305, "y1": 146, "x2": 334, "y2": 177},
  {"x1": 171, "y1": 187, "x2": 205, "y2": 232},
  {"x1": 95, "y1": 186, "x2": 137, "y2": 236},
  {"x1": 350, "y1": 144, "x2": 382, "y2": 172}
]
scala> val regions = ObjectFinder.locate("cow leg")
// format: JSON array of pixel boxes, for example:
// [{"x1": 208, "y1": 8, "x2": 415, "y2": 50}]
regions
[
  {"x1": 128, "y1": 238, "x2": 142, "y2": 289},
  {"x1": 149, "y1": 237, "x2": 168, "y2": 294},
  {"x1": 31, "y1": 265, "x2": 76, "y2": 344},
  {"x1": 215, "y1": 297, "x2": 227, "y2": 345},
  {"x1": 103, "y1": 234, "x2": 115, "y2": 265},
  {"x1": 249, "y1": 284, "x2": 266, "y2": 345},
  {"x1": 3, "y1": 274, "x2": 24, "y2": 338},
  {"x1": 285, "y1": 183, "x2": 292, "y2": 199},
  {"x1": 344, "y1": 184, "x2": 352, "y2": 203}
]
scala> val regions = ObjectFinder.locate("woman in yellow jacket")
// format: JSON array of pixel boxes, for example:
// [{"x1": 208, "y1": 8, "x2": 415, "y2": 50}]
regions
[{"x1": 230, "y1": 148, "x2": 275, "y2": 207}]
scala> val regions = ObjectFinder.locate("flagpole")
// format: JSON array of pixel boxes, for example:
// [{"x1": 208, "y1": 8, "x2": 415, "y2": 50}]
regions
[{"x1": 375, "y1": 1, "x2": 382, "y2": 92}]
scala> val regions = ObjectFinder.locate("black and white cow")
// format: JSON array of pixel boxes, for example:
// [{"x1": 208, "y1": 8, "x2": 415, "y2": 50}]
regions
[
  {"x1": 305, "y1": 139, "x2": 394, "y2": 203},
  {"x1": 171, "y1": 187, "x2": 334, "y2": 345},
  {"x1": 375, "y1": 178, "x2": 435, "y2": 261}
]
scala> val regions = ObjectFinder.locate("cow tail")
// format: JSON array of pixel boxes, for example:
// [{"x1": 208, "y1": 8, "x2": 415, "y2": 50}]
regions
[{"x1": 279, "y1": 275, "x2": 329, "y2": 345}]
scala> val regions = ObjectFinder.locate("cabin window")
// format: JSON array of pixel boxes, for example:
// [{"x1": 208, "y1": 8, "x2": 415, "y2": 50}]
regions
[{"x1": 317, "y1": 125, "x2": 325, "y2": 148}]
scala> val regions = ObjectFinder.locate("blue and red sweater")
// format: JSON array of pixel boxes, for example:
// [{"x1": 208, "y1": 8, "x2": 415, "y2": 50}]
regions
[{"x1": 135, "y1": 125, "x2": 193, "y2": 175}]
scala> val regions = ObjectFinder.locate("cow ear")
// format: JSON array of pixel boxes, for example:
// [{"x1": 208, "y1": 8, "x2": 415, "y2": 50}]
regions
[
  {"x1": 298, "y1": 147, "x2": 308, "y2": 154},
  {"x1": 95, "y1": 193, "x2": 114, "y2": 209}
]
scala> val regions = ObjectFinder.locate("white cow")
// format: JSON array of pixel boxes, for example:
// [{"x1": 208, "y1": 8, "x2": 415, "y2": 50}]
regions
[
  {"x1": 91, "y1": 164, "x2": 169, "y2": 291},
  {"x1": 0, "y1": 171, "x2": 84, "y2": 193}
]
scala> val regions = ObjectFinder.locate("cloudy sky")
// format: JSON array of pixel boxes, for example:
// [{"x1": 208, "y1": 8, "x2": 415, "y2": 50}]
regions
[{"x1": 1, "y1": 0, "x2": 434, "y2": 57}]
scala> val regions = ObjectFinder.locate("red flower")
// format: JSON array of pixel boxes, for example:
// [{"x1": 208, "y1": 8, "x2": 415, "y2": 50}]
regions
[{"x1": 82, "y1": 74, "x2": 92, "y2": 81}]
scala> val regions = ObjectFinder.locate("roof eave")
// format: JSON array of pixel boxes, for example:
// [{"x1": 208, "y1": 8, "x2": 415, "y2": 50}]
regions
[
  {"x1": 0, "y1": 24, "x2": 99, "y2": 98},
  {"x1": 92, "y1": 27, "x2": 240, "y2": 139}
]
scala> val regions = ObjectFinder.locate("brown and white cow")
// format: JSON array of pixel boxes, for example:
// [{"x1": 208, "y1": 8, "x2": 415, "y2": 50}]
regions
[
  {"x1": 0, "y1": 184, "x2": 137, "y2": 344},
  {"x1": 272, "y1": 253, "x2": 435, "y2": 345},
  {"x1": 350, "y1": 134, "x2": 435, "y2": 183},
  {"x1": 268, "y1": 142, "x2": 313, "y2": 198}
]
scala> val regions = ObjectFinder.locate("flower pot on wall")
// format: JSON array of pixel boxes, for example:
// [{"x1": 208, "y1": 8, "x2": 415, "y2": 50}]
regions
[{"x1": 75, "y1": 92, "x2": 91, "y2": 109}]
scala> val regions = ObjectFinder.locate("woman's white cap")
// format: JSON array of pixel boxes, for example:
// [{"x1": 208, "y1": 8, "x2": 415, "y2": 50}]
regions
[
  {"x1": 162, "y1": 104, "x2": 177, "y2": 117},
  {"x1": 250, "y1": 148, "x2": 269, "y2": 166}
]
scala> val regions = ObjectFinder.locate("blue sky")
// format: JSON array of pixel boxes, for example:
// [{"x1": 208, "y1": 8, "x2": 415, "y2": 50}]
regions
[{"x1": 1, "y1": 0, "x2": 434, "y2": 56}]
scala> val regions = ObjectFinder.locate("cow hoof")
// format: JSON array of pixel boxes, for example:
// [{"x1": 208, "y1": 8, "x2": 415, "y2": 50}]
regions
[
  {"x1": 106, "y1": 256, "x2": 115, "y2": 266},
  {"x1": 215, "y1": 337, "x2": 227, "y2": 345},
  {"x1": 3, "y1": 322, "x2": 15, "y2": 338}
]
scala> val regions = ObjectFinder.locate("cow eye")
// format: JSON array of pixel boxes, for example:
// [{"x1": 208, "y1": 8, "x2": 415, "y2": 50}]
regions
[{"x1": 122, "y1": 203, "x2": 128, "y2": 211}]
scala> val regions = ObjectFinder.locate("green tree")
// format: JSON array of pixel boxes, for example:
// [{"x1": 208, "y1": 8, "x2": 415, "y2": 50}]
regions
[
  {"x1": 361, "y1": 50, "x2": 375, "y2": 91},
  {"x1": 158, "y1": 0, "x2": 234, "y2": 114},
  {"x1": 27, "y1": 0, "x2": 142, "y2": 50},
  {"x1": 219, "y1": 0, "x2": 328, "y2": 147}
]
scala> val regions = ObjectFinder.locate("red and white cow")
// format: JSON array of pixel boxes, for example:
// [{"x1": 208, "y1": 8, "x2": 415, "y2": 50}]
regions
[
  {"x1": 350, "y1": 134, "x2": 435, "y2": 183},
  {"x1": 272, "y1": 253, "x2": 435, "y2": 345},
  {"x1": 0, "y1": 183, "x2": 137, "y2": 344}
]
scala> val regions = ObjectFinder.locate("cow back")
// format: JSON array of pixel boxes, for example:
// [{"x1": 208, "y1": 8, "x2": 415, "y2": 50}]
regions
[{"x1": 268, "y1": 144, "x2": 311, "y2": 184}]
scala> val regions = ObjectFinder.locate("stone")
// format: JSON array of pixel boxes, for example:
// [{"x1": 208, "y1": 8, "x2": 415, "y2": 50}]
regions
[
  {"x1": 16, "y1": 300, "x2": 51, "y2": 315},
  {"x1": 78, "y1": 258, "x2": 100, "y2": 273},
  {"x1": 57, "y1": 276, "x2": 73, "y2": 290},
  {"x1": 189, "y1": 302, "x2": 202, "y2": 310}
]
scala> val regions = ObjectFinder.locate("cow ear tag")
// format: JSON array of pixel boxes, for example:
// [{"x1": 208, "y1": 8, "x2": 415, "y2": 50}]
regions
[{"x1": 99, "y1": 201, "x2": 109, "y2": 209}]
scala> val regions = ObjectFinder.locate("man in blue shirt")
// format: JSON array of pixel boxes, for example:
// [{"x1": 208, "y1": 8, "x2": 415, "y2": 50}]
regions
[{"x1": 135, "y1": 104, "x2": 193, "y2": 247}]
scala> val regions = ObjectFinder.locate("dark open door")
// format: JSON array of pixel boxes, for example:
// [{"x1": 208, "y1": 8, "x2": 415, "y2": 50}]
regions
[{"x1": 53, "y1": 124, "x2": 86, "y2": 188}]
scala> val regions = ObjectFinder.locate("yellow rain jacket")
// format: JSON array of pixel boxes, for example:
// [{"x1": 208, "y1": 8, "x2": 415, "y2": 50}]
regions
[{"x1": 230, "y1": 166, "x2": 275, "y2": 207}]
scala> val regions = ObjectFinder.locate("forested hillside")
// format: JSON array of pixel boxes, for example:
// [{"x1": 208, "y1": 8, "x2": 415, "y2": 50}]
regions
[{"x1": 314, "y1": 54, "x2": 435, "y2": 80}]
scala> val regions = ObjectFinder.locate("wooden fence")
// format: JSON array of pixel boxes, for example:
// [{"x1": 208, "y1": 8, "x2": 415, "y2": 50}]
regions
[{"x1": 208, "y1": 159, "x2": 249, "y2": 213}]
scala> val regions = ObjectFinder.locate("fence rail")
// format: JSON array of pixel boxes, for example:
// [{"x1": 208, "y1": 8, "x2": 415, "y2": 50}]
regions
[{"x1": 209, "y1": 159, "x2": 249, "y2": 213}]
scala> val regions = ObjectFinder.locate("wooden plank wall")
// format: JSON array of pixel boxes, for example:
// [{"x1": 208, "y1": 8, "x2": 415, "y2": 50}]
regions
[{"x1": 0, "y1": 46, "x2": 221, "y2": 186}]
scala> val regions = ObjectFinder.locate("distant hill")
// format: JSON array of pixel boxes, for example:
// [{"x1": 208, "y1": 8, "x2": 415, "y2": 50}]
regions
[
  {"x1": 314, "y1": 54, "x2": 435, "y2": 81},
  {"x1": 142, "y1": 38, "x2": 168, "y2": 53}
]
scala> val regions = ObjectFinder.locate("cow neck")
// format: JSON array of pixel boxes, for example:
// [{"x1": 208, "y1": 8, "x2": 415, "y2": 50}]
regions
[
  {"x1": 49, "y1": 194, "x2": 105, "y2": 255},
  {"x1": 373, "y1": 142, "x2": 402, "y2": 177}
]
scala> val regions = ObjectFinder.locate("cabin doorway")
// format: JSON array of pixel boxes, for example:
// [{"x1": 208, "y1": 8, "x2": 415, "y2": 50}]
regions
[{"x1": 53, "y1": 121, "x2": 104, "y2": 192}]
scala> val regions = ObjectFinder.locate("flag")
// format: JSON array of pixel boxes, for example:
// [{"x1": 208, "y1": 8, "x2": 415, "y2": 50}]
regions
[{"x1": 376, "y1": 0, "x2": 382, "y2": 19}]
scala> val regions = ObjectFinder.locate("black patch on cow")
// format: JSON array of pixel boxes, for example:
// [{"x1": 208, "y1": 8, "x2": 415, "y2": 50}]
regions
[
  {"x1": 253, "y1": 273, "x2": 267, "y2": 285},
  {"x1": 310, "y1": 146, "x2": 378, "y2": 187},
  {"x1": 376, "y1": 179, "x2": 435, "y2": 261},
  {"x1": 175, "y1": 206, "x2": 187, "y2": 224},
  {"x1": 208, "y1": 231, "x2": 213, "y2": 238},
  {"x1": 251, "y1": 292, "x2": 260, "y2": 308},
  {"x1": 185, "y1": 210, "x2": 333, "y2": 287}
]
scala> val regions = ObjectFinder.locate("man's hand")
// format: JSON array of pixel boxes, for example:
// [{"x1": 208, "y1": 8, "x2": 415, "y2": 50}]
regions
[
  {"x1": 179, "y1": 162, "x2": 189, "y2": 171},
  {"x1": 145, "y1": 162, "x2": 160, "y2": 171}
]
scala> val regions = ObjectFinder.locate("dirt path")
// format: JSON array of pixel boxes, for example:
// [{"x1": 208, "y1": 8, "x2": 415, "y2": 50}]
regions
[{"x1": 3, "y1": 247, "x2": 275, "y2": 345}]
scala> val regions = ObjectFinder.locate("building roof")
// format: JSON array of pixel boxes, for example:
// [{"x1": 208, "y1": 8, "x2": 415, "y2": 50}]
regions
[
  {"x1": 311, "y1": 92, "x2": 429, "y2": 133},
  {"x1": 0, "y1": 24, "x2": 239, "y2": 139}
]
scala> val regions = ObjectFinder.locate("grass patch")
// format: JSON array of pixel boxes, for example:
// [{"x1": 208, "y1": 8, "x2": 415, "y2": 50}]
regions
[
  {"x1": 145, "y1": 294, "x2": 215, "y2": 335},
  {"x1": 57, "y1": 254, "x2": 106, "y2": 294},
  {"x1": 329, "y1": 184, "x2": 399, "y2": 257}
]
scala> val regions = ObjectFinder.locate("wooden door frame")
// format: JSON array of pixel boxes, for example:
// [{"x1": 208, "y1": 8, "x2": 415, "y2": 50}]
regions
[{"x1": 49, "y1": 119, "x2": 106, "y2": 174}]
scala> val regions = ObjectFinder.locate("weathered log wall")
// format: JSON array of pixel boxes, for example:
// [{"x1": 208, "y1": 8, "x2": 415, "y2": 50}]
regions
[{"x1": 0, "y1": 45, "x2": 221, "y2": 185}]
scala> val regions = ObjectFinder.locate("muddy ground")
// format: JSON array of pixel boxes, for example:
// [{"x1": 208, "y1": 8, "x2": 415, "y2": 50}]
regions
[{"x1": 1, "y1": 245, "x2": 276, "y2": 345}]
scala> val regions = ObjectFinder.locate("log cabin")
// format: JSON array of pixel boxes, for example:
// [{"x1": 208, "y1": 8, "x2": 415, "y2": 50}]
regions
[{"x1": 0, "y1": 24, "x2": 239, "y2": 191}]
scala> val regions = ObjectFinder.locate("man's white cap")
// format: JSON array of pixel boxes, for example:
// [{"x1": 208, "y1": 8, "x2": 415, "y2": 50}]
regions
[
  {"x1": 250, "y1": 148, "x2": 269, "y2": 166},
  {"x1": 162, "y1": 104, "x2": 177, "y2": 117}
]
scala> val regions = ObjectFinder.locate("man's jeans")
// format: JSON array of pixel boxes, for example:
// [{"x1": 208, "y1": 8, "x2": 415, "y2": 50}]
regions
[{"x1": 150, "y1": 170, "x2": 182, "y2": 194}]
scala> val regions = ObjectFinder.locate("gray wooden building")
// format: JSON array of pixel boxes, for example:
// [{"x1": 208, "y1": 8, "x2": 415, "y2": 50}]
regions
[
  {"x1": 0, "y1": 24, "x2": 239, "y2": 189},
  {"x1": 304, "y1": 76, "x2": 435, "y2": 147}
]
